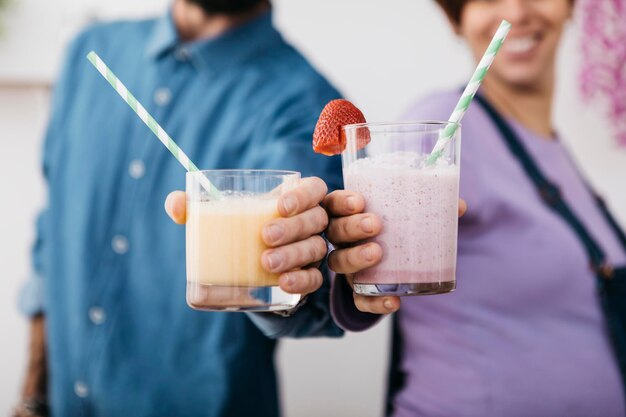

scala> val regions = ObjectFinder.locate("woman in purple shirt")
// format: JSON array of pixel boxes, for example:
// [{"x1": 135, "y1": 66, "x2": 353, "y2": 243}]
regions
[{"x1": 325, "y1": 0, "x2": 626, "y2": 415}]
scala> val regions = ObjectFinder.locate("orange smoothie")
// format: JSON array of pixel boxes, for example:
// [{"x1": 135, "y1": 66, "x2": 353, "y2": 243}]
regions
[{"x1": 186, "y1": 196, "x2": 280, "y2": 287}]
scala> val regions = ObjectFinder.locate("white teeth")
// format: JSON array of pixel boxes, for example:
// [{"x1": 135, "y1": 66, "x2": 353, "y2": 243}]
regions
[{"x1": 504, "y1": 36, "x2": 537, "y2": 54}]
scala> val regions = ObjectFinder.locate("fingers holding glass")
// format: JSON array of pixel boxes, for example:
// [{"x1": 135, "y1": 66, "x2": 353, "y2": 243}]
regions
[
  {"x1": 278, "y1": 268, "x2": 323, "y2": 295},
  {"x1": 322, "y1": 190, "x2": 366, "y2": 217},
  {"x1": 262, "y1": 235, "x2": 328, "y2": 274},
  {"x1": 326, "y1": 213, "x2": 382, "y2": 246},
  {"x1": 262, "y1": 206, "x2": 328, "y2": 247},
  {"x1": 327, "y1": 242, "x2": 383, "y2": 275},
  {"x1": 353, "y1": 293, "x2": 401, "y2": 314},
  {"x1": 277, "y1": 176, "x2": 328, "y2": 217}
]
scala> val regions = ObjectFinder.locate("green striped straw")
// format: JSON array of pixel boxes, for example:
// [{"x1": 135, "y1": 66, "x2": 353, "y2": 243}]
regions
[
  {"x1": 86, "y1": 51, "x2": 219, "y2": 197},
  {"x1": 427, "y1": 20, "x2": 511, "y2": 165}
]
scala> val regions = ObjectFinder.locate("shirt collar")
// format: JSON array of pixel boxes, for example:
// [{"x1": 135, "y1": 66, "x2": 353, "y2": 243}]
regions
[
  {"x1": 145, "y1": 9, "x2": 282, "y2": 73},
  {"x1": 145, "y1": 11, "x2": 178, "y2": 59}
]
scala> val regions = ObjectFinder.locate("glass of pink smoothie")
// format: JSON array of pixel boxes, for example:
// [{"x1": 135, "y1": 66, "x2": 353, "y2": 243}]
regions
[
  {"x1": 186, "y1": 170, "x2": 301, "y2": 311},
  {"x1": 341, "y1": 122, "x2": 461, "y2": 296}
]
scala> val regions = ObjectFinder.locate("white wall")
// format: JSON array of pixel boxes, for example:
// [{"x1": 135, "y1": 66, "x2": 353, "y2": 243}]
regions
[
  {"x1": 1, "y1": 0, "x2": 625, "y2": 416},
  {"x1": 0, "y1": 88, "x2": 49, "y2": 413}
]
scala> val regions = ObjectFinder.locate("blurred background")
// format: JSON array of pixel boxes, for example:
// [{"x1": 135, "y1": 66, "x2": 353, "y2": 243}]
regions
[{"x1": 0, "y1": 0, "x2": 624, "y2": 415}]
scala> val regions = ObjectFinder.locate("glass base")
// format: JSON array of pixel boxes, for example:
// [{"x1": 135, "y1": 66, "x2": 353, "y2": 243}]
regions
[
  {"x1": 353, "y1": 281, "x2": 456, "y2": 296},
  {"x1": 187, "y1": 282, "x2": 300, "y2": 312}
]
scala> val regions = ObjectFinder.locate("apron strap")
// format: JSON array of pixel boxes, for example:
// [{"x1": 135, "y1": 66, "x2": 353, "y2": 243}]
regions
[
  {"x1": 473, "y1": 94, "x2": 616, "y2": 278},
  {"x1": 595, "y1": 196, "x2": 626, "y2": 252},
  {"x1": 385, "y1": 314, "x2": 405, "y2": 416},
  {"x1": 474, "y1": 93, "x2": 626, "y2": 399}
]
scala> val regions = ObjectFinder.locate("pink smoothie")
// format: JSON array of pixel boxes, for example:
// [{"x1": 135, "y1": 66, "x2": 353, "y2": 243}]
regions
[{"x1": 343, "y1": 151, "x2": 460, "y2": 286}]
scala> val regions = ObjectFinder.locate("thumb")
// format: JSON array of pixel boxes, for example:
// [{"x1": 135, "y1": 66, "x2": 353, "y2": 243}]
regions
[{"x1": 165, "y1": 191, "x2": 187, "y2": 224}]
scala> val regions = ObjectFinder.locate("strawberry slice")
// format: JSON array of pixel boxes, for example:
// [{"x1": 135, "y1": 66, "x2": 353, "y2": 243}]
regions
[{"x1": 312, "y1": 99, "x2": 370, "y2": 155}]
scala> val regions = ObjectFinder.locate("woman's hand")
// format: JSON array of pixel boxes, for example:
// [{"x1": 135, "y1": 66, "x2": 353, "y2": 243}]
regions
[{"x1": 323, "y1": 190, "x2": 467, "y2": 315}]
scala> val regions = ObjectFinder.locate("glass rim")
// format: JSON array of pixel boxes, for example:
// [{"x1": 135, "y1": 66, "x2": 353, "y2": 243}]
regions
[
  {"x1": 186, "y1": 169, "x2": 300, "y2": 177},
  {"x1": 342, "y1": 120, "x2": 461, "y2": 131}
]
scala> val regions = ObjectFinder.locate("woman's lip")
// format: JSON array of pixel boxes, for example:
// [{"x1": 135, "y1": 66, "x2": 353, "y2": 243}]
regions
[{"x1": 501, "y1": 33, "x2": 542, "y2": 57}]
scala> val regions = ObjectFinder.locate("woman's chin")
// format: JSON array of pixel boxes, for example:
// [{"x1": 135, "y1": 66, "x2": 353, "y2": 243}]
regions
[{"x1": 492, "y1": 66, "x2": 550, "y2": 92}]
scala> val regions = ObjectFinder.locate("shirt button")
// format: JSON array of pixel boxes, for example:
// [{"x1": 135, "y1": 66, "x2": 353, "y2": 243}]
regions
[
  {"x1": 128, "y1": 159, "x2": 145, "y2": 179},
  {"x1": 88, "y1": 306, "x2": 106, "y2": 325},
  {"x1": 153, "y1": 88, "x2": 171, "y2": 106},
  {"x1": 74, "y1": 381, "x2": 89, "y2": 398},
  {"x1": 112, "y1": 235, "x2": 129, "y2": 255},
  {"x1": 175, "y1": 47, "x2": 190, "y2": 61}
]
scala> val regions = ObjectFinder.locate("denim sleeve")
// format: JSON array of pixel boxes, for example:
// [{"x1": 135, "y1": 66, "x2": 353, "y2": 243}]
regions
[
  {"x1": 17, "y1": 209, "x2": 50, "y2": 317},
  {"x1": 18, "y1": 272, "x2": 46, "y2": 317},
  {"x1": 239, "y1": 78, "x2": 343, "y2": 192},
  {"x1": 17, "y1": 29, "x2": 91, "y2": 317},
  {"x1": 247, "y1": 259, "x2": 344, "y2": 338}
]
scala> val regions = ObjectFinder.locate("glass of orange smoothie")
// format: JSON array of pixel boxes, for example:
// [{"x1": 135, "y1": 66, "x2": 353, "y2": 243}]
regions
[{"x1": 186, "y1": 170, "x2": 301, "y2": 311}]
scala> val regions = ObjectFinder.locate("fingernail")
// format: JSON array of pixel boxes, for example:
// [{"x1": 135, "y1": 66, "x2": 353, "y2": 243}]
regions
[
  {"x1": 164, "y1": 195, "x2": 173, "y2": 213},
  {"x1": 283, "y1": 273, "x2": 295, "y2": 288},
  {"x1": 266, "y1": 252, "x2": 284, "y2": 271},
  {"x1": 360, "y1": 217, "x2": 373, "y2": 233},
  {"x1": 264, "y1": 224, "x2": 284, "y2": 243},
  {"x1": 282, "y1": 196, "x2": 297, "y2": 215},
  {"x1": 384, "y1": 298, "x2": 395, "y2": 310},
  {"x1": 361, "y1": 245, "x2": 373, "y2": 262},
  {"x1": 345, "y1": 196, "x2": 356, "y2": 212}
]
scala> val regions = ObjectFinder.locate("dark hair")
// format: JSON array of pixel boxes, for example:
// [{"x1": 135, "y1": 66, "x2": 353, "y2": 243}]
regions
[
  {"x1": 434, "y1": 0, "x2": 575, "y2": 25},
  {"x1": 187, "y1": 0, "x2": 269, "y2": 16},
  {"x1": 434, "y1": 0, "x2": 467, "y2": 25}
]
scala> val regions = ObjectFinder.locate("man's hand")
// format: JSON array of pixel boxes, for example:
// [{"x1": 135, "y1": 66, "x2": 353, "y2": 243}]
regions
[
  {"x1": 323, "y1": 190, "x2": 467, "y2": 315},
  {"x1": 13, "y1": 315, "x2": 48, "y2": 417},
  {"x1": 165, "y1": 177, "x2": 330, "y2": 297}
]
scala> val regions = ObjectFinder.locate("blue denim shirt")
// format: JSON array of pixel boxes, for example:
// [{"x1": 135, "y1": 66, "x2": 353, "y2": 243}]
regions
[{"x1": 19, "y1": 10, "x2": 343, "y2": 416}]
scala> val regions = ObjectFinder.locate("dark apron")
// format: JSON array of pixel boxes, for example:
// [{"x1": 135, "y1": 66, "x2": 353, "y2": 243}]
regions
[{"x1": 386, "y1": 95, "x2": 626, "y2": 415}]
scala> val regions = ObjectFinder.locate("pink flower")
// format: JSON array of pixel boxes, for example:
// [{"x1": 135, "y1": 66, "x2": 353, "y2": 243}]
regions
[{"x1": 579, "y1": 0, "x2": 626, "y2": 146}]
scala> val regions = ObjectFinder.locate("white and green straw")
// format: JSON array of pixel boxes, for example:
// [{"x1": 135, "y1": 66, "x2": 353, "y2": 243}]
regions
[
  {"x1": 427, "y1": 20, "x2": 512, "y2": 164},
  {"x1": 86, "y1": 51, "x2": 219, "y2": 197}
]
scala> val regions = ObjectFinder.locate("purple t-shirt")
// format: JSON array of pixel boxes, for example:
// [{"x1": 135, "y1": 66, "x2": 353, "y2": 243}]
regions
[{"x1": 331, "y1": 91, "x2": 626, "y2": 417}]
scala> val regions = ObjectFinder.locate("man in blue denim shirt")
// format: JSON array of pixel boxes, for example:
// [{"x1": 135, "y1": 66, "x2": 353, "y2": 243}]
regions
[{"x1": 15, "y1": 0, "x2": 343, "y2": 415}]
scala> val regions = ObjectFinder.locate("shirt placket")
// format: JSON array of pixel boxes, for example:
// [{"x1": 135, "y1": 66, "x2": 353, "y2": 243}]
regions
[{"x1": 73, "y1": 58, "x2": 182, "y2": 409}]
